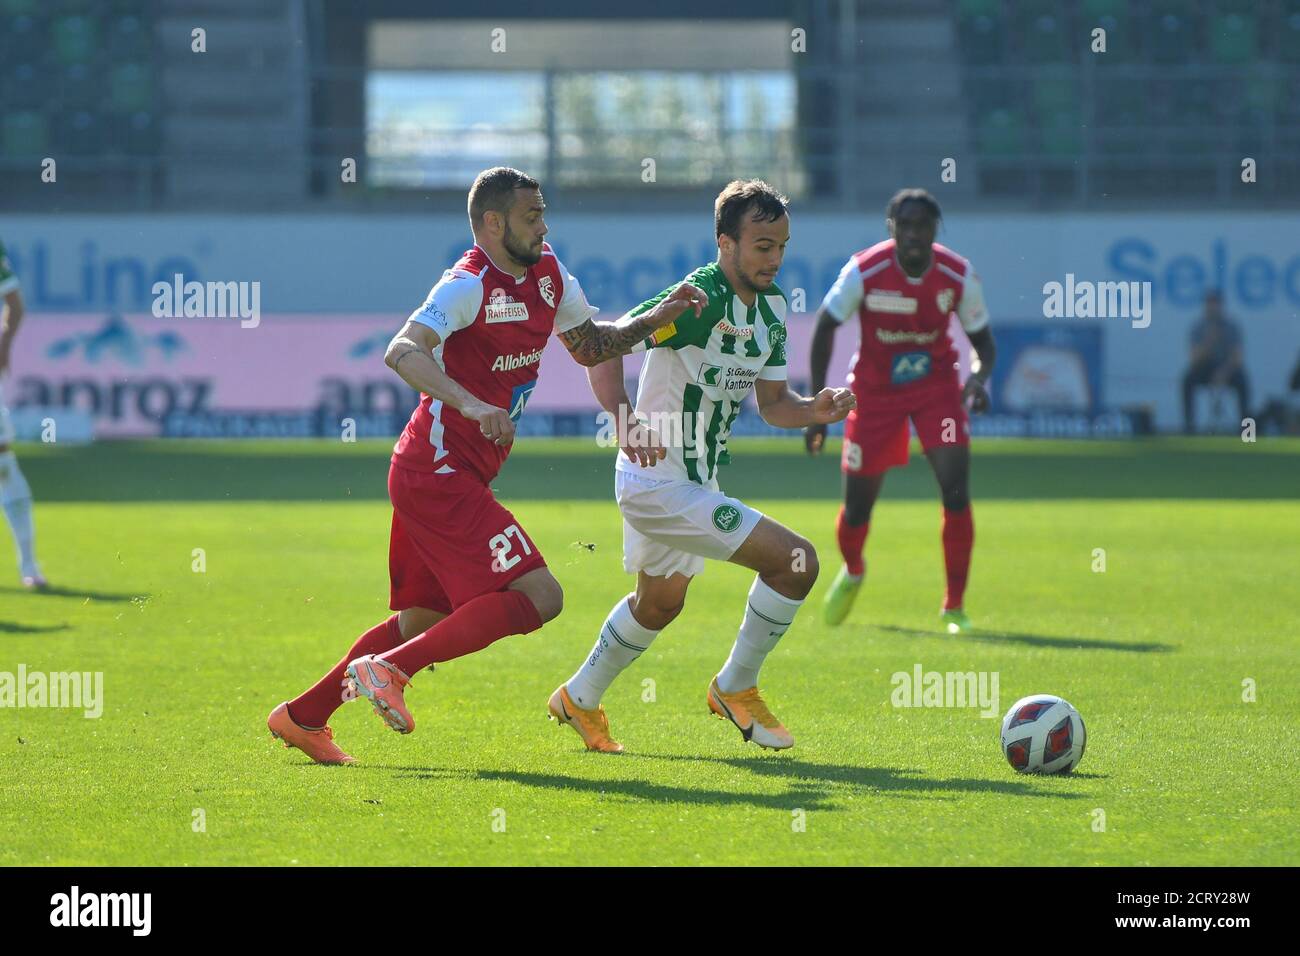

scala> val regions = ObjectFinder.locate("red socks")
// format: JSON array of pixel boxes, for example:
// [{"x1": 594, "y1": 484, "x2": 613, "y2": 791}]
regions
[
  {"x1": 836, "y1": 503, "x2": 973, "y2": 609},
  {"x1": 380, "y1": 590, "x2": 543, "y2": 677},
  {"x1": 942, "y1": 506, "x2": 974, "y2": 611},
  {"x1": 836, "y1": 506, "x2": 869, "y2": 577},
  {"x1": 288, "y1": 614, "x2": 403, "y2": 729}
]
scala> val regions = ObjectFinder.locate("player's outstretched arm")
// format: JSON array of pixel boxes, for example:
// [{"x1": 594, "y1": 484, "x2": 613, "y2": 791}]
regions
[
  {"x1": 755, "y1": 377, "x2": 855, "y2": 430},
  {"x1": 586, "y1": 358, "x2": 665, "y2": 468},
  {"x1": 805, "y1": 306, "x2": 840, "y2": 453},
  {"x1": 559, "y1": 281, "x2": 708, "y2": 367},
  {"x1": 384, "y1": 319, "x2": 516, "y2": 446}
]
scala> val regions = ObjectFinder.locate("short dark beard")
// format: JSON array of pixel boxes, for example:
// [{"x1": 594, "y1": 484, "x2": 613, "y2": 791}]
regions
[
  {"x1": 731, "y1": 249, "x2": 769, "y2": 295},
  {"x1": 503, "y1": 221, "x2": 542, "y2": 267}
]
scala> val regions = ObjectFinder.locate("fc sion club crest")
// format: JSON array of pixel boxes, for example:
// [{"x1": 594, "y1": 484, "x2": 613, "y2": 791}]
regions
[{"x1": 537, "y1": 275, "x2": 555, "y2": 307}]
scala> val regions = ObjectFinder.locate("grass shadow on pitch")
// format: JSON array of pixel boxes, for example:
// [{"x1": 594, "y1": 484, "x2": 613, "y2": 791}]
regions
[
  {"x1": 0, "y1": 585, "x2": 147, "y2": 604},
  {"x1": 875, "y1": 624, "x2": 1175, "y2": 654},
  {"x1": 388, "y1": 765, "x2": 838, "y2": 810},
  {"x1": 382, "y1": 758, "x2": 1078, "y2": 806},
  {"x1": 629, "y1": 753, "x2": 1086, "y2": 799},
  {"x1": 0, "y1": 621, "x2": 71, "y2": 635}
]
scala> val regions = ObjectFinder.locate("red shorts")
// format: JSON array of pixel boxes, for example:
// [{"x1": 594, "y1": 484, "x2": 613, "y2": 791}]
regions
[
  {"x1": 387, "y1": 463, "x2": 547, "y2": 613},
  {"x1": 842, "y1": 382, "x2": 969, "y2": 476}
]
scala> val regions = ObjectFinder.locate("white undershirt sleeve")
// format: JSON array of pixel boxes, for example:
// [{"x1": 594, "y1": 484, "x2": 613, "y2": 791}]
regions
[
  {"x1": 956, "y1": 267, "x2": 990, "y2": 334},
  {"x1": 408, "y1": 269, "x2": 483, "y2": 341},
  {"x1": 820, "y1": 256, "x2": 865, "y2": 324}
]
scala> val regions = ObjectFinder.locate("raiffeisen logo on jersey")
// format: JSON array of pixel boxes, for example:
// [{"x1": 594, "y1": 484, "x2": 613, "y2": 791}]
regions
[
  {"x1": 485, "y1": 287, "x2": 529, "y2": 324},
  {"x1": 492, "y1": 347, "x2": 544, "y2": 372},
  {"x1": 716, "y1": 320, "x2": 753, "y2": 338}
]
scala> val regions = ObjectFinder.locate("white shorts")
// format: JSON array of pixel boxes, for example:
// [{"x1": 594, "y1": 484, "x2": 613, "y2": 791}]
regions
[
  {"x1": 615, "y1": 467, "x2": 764, "y2": 579},
  {"x1": 0, "y1": 380, "x2": 12, "y2": 446}
]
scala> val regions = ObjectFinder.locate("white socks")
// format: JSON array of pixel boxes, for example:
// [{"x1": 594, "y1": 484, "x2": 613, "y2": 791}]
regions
[
  {"x1": 566, "y1": 577, "x2": 803, "y2": 708},
  {"x1": 0, "y1": 451, "x2": 38, "y2": 577},
  {"x1": 566, "y1": 594, "x2": 661, "y2": 710},
  {"x1": 717, "y1": 576, "x2": 804, "y2": 693}
]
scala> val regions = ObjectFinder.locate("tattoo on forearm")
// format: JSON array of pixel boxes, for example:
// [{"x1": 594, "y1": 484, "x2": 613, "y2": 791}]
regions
[
  {"x1": 560, "y1": 315, "x2": 663, "y2": 365},
  {"x1": 391, "y1": 345, "x2": 427, "y2": 376}
]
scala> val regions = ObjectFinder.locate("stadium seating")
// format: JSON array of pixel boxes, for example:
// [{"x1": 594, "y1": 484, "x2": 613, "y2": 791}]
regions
[
  {"x1": 1209, "y1": 12, "x2": 1257, "y2": 64},
  {"x1": 978, "y1": 108, "x2": 1028, "y2": 156},
  {"x1": 3, "y1": 0, "x2": 1294, "y2": 208},
  {"x1": 1280, "y1": 12, "x2": 1300, "y2": 62},
  {"x1": 1146, "y1": 5, "x2": 1196, "y2": 63},
  {"x1": 0, "y1": 3, "x2": 157, "y2": 197},
  {"x1": 1021, "y1": 10, "x2": 1070, "y2": 64},
  {"x1": 2, "y1": 110, "x2": 48, "y2": 158},
  {"x1": 1082, "y1": 0, "x2": 1132, "y2": 60},
  {"x1": 954, "y1": 0, "x2": 1297, "y2": 200}
]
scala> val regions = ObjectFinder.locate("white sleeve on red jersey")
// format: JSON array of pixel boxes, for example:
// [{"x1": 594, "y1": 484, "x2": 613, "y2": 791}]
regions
[
  {"x1": 820, "y1": 256, "x2": 864, "y2": 324},
  {"x1": 408, "y1": 269, "x2": 483, "y2": 341},
  {"x1": 550, "y1": 255, "x2": 599, "y2": 334},
  {"x1": 956, "y1": 266, "x2": 990, "y2": 334}
]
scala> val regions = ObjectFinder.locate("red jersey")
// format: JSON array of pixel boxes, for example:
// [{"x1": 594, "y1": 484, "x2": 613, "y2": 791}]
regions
[
  {"x1": 391, "y1": 242, "x2": 596, "y2": 483},
  {"x1": 820, "y1": 239, "x2": 989, "y2": 395}
]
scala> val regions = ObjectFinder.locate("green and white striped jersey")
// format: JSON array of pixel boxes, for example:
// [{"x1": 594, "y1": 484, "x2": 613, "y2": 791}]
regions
[{"x1": 616, "y1": 261, "x2": 788, "y2": 489}]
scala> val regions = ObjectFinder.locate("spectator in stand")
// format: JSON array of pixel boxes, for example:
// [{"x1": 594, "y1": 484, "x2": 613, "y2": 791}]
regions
[{"x1": 1182, "y1": 290, "x2": 1249, "y2": 433}]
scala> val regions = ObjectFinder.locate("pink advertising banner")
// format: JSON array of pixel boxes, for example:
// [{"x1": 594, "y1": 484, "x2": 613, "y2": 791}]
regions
[{"x1": 7, "y1": 312, "x2": 967, "y2": 438}]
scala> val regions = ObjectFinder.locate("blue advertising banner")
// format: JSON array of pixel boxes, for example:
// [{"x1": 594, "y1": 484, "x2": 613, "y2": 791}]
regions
[{"x1": 990, "y1": 323, "x2": 1103, "y2": 414}]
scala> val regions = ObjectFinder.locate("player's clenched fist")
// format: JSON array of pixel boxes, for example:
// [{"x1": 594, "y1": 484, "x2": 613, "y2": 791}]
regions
[
  {"x1": 810, "y1": 387, "x2": 856, "y2": 424},
  {"x1": 647, "y1": 282, "x2": 708, "y2": 329},
  {"x1": 467, "y1": 402, "x2": 516, "y2": 446}
]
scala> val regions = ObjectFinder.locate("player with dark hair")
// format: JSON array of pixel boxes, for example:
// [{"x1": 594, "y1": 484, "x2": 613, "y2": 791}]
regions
[
  {"x1": 806, "y1": 189, "x2": 996, "y2": 634},
  {"x1": 268, "y1": 166, "x2": 707, "y2": 763},
  {"x1": 549, "y1": 179, "x2": 855, "y2": 753}
]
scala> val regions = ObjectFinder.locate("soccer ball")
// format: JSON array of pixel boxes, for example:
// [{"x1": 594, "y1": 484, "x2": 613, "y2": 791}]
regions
[{"x1": 999, "y1": 695, "x2": 1086, "y2": 774}]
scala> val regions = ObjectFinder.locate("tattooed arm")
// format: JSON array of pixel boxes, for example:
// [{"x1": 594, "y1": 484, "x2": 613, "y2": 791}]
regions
[{"x1": 558, "y1": 281, "x2": 708, "y2": 367}]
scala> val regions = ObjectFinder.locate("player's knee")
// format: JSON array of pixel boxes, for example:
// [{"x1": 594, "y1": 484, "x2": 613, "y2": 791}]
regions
[
  {"x1": 766, "y1": 537, "x2": 817, "y2": 598},
  {"x1": 398, "y1": 606, "x2": 445, "y2": 640},
  {"x1": 844, "y1": 500, "x2": 872, "y2": 525},
  {"x1": 804, "y1": 543, "x2": 820, "y2": 584},
  {"x1": 789, "y1": 538, "x2": 819, "y2": 595},
  {"x1": 942, "y1": 489, "x2": 969, "y2": 512},
  {"x1": 517, "y1": 576, "x2": 564, "y2": 624},
  {"x1": 535, "y1": 583, "x2": 564, "y2": 624}
]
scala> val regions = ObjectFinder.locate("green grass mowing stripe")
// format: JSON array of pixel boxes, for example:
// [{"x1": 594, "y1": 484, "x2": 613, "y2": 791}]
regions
[{"x1": 12, "y1": 436, "x2": 1300, "y2": 501}]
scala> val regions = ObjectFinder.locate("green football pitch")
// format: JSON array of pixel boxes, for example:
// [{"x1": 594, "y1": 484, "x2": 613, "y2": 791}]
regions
[{"x1": 1, "y1": 437, "x2": 1296, "y2": 866}]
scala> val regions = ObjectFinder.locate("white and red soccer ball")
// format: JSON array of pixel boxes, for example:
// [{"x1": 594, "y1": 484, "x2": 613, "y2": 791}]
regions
[{"x1": 1000, "y1": 695, "x2": 1087, "y2": 774}]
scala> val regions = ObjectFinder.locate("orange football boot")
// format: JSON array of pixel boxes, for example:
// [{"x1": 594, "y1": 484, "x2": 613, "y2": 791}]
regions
[
  {"x1": 547, "y1": 684, "x2": 624, "y2": 753},
  {"x1": 707, "y1": 677, "x2": 794, "y2": 750},
  {"x1": 267, "y1": 702, "x2": 356, "y2": 764},
  {"x1": 346, "y1": 655, "x2": 415, "y2": 734}
]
